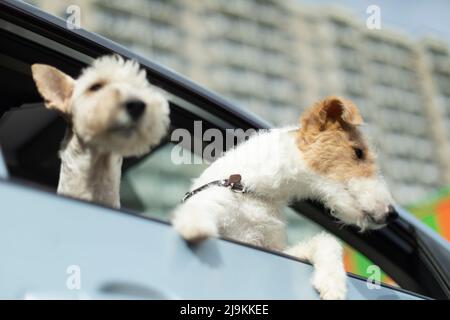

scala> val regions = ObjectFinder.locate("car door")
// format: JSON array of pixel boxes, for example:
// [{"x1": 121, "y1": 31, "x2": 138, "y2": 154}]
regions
[{"x1": 0, "y1": 0, "x2": 436, "y2": 300}]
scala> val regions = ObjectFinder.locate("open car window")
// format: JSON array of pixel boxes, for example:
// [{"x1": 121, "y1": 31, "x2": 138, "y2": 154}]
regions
[{"x1": 0, "y1": 31, "x2": 399, "y2": 289}]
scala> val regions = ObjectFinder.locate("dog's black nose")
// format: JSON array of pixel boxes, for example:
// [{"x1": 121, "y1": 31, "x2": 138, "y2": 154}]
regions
[
  {"x1": 385, "y1": 205, "x2": 399, "y2": 224},
  {"x1": 125, "y1": 100, "x2": 146, "y2": 120}
]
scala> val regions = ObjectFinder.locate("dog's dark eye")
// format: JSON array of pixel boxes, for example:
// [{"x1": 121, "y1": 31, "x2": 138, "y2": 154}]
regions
[
  {"x1": 88, "y1": 82, "x2": 104, "y2": 92},
  {"x1": 354, "y1": 147, "x2": 364, "y2": 160}
]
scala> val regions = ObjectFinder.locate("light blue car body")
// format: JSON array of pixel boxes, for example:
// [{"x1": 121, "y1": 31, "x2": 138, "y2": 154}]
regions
[{"x1": 0, "y1": 156, "x2": 422, "y2": 299}]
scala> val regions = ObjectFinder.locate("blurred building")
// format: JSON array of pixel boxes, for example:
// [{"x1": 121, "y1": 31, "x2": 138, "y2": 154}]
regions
[
  {"x1": 299, "y1": 8, "x2": 450, "y2": 204},
  {"x1": 27, "y1": 0, "x2": 450, "y2": 205},
  {"x1": 419, "y1": 39, "x2": 450, "y2": 182}
]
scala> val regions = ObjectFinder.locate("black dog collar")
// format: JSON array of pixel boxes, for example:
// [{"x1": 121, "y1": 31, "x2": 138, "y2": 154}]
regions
[{"x1": 182, "y1": 174, "x2": 247, "y2": 202}]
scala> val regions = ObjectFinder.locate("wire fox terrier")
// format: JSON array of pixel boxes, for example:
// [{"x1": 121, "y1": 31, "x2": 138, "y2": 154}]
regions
[
  {"x1": 172, "y1": 96, "x2": 397, "y2": 300},
  {"x1": 32, "y1": 55, "x2": 170, "y2": 208}
]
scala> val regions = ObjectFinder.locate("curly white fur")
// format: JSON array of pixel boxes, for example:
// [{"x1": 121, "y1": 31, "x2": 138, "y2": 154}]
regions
[{"x1": 32, "y1": 55, "x2": 170, "y2": 208}]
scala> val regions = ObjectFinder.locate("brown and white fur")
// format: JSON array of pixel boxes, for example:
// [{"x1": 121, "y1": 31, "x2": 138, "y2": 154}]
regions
[
  {"x1": 172, "y1": 96, "x2": 396, "y2": 300},
  {"x1": 31, "y1": 55, "x2": 169, "y2": 208}
]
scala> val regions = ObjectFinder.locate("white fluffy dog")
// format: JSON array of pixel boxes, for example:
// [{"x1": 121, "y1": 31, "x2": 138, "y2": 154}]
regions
[
  {"x1": 172, "y1": 96, "x2": 396, "y2": 300},
  {"x1": 32, "y1": 55, "x2": 170, "y2": 208}
]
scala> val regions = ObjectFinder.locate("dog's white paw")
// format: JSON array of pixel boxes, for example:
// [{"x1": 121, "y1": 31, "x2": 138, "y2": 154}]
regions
[
  {"x1": 173, "y1": 216, "x2": 218, "y2": 243},
  {"x1": 312, "y1": 270, "x2": 347, "y2": 300}
]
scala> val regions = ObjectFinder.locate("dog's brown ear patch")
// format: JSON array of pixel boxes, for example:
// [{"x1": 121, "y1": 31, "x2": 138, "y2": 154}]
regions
[
  {"x1": 31, "y1": 64, "x2": 75, "y2": 115},
  {"x1": 324, "y1": 97, "x2": 363, "y2": 126},
  {"x1": 297, "y1": 96, "x2": 375, "y2": 181},
  {"x1": 300, "y1": 96, "x2": 363, "y2": 132}
]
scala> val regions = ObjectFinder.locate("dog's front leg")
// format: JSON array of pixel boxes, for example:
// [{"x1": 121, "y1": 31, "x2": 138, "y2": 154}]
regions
[
  {"x1": 172, "y1": 188, "x2": 226, "y2": 243},
  {"x1": 285, "y1": 231, "x2": 347, "y2": 300}
]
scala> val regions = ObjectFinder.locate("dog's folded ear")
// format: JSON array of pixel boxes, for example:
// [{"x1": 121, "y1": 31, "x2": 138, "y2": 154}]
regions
[
  {"x1": 31, "y1": 64, "x2": 75, "y2": 115},
  {"x1": 300, "y1": 96, "x2": 363, "y2": 131},
  {"x1": 320, "y1": 96, "x2": 363, "y2": 126}
]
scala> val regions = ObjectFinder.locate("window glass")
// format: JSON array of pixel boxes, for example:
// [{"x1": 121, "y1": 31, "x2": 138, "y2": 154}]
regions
[{"x1": 121, "y1": 143, "x2": 207, "y2": 220}]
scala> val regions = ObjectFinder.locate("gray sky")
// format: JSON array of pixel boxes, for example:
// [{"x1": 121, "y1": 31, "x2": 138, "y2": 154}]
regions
[{"x1": 299, "y1": 0, "x2": 450, "y2": 45}]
